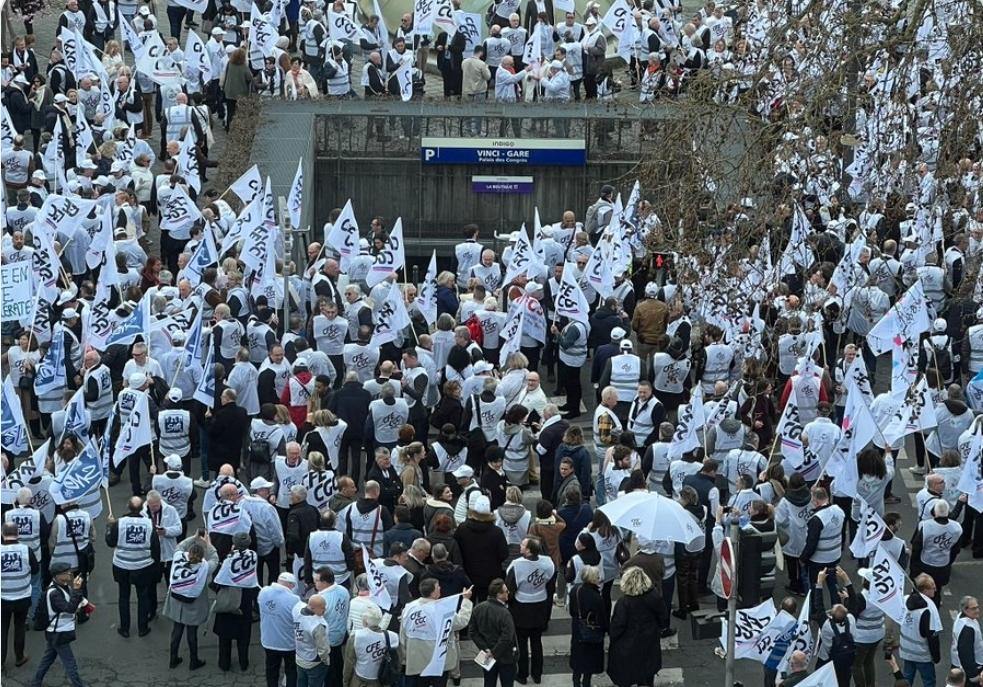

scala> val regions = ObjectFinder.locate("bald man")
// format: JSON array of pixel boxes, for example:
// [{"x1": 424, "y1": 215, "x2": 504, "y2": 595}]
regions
[{"x1": 293, "y1": 593, "x2": 330, "y2": 683}]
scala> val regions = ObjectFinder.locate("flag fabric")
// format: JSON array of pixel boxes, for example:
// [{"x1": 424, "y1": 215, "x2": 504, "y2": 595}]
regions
[
  {"x1": 221, "y1": 192, "x2": 264, "y2": 256},
  {"x1": 776, "y1": 591, "x2": 813, "y2": 673},
  {"x1": 105, "y1": 294, "x2": 150, "y2": 348},
  {"x1": 240, "y1": 191, "x2": 272, "y2": 273},
  {"x1": 584, "y1": 236, "x2": 615, "y2": 299},
  {"x1": 849, "y1": 497, "x2": 888, "y2": 559},
  {"x1": 327, "y1": 199, "x2": 360, "y2": 271},
  {"x1": 29, "y1": 439, "x2": 51, "y2": 479},
  {"x1": 775, "y1": 386, "x2": 805, "y2": 464},
  {"x1": 367, "y1": 219, "x2": 405, "y2": 287},
  {"x1": 844, "y1": 355, "x2": 874, "y2": 407},
  {"x1": 363, "y1": 547, "x2": 393, "y2": 610},
  {"x1": 882, "y1": 377, "x2": 937, "y2": 445},
  {"x1": 160, "y1": 185, "x2": 202, "y2": 234},
  {"x1": 183, "y1": 226, "x2": 218, "y2": 287},
  {"x1": 418, "y1": 594, "x2": 464, "y2": 676},
  {"x1": 59, "y1": 387, "x2": 91, "y2": 444},
  {"x1": 826, "y1": 383, "x2": 874, "y2": 497},
  {"x1": 176, "y1": 129, "x2": 201, "y2": 192},
  {"x1": 522, "y1": 23, "x2": 543, "y2": 69},
  {"x1": 889, "y1": 337, "x2": 918, "y2": 395},
  {"x1": 183, "y1": 309, "x2": 207, "y2": 369},
  {"x1": 372, "y1": 0, "x2": 391, "y2": 53},
  {"x1": 416, "y1": 251, "x2": 438, "y2": 326},
  {"x1": 515, "y1": 294, "x2": 547, "y2": 344},
  {"x1": 35, "y1": 194, "x2": 98, "y2": 239},
  {"x1": 193, "y1": 346, "x2": 217, "y2": 407},
  {"x1": 184, "y1": 30, "x2": 212, "y2": 82},
  {"x1": 413, "y1": 0, "x2": 437, "y2": 36},
  {"x1": 229, "y1": 164, "x2": 264, "y2": 205},
  {"x1": 286, "y1": 159, "x2": 304, "y2": 229},
  {"x1": 1, "y1": 376, "x2": 28, "y2": 455},
  {"x1": 1, "y1": 107, "x2": 15, "y2": 148},
  {"x1": 868, "y1": 542, "x2": 907, "y2": 623},
  {"x1": 786, "y1": 662, "x2": 836, "y2": 687},
  {"x1": 719, "y1": 598, "x2": 777, "y2": 656},
  {"x1": 214, "y1": 548, "x2": 260, "y2": 587},
  {"x1": 49, "y1": 441, "x2": 103, "y2": 505},
  {"x1": 554, "y1": 262, "x2": 590, "y2": 325},
  {"x1": 328, "y1": 8, "x2": 362, "y2": 41},
  {"x1": 34, "y1": 332, "x2": 66, "y2": 397},
  {"x1": 503, "y1": 227, "x2": 536, "y2": 286},
  {"x1": 956, "y1": 430, "x2": 983, "y2": 511},
  {"x1": 668, "y1": 387, "x2": 705, "y2": 459},
  {"x1": 73, "y1": 112, "x2": 95, "y2": 168},
  {"x1": 499, "y1": 308, "x2": 523, "y2": 363},
  {"x1": 394, "y1": 59, "x2": 414, "y2": 102},
  {"x1": 173, "y1": 0, "x2": 208, "y2": 12},
  {"x1": 85, "y1": 200, "x2": 115, "y2": 270},
  {"x1": 739, "y1": 609, "x2": 798, "y2": 664},
  {"x1": 120, "y1": 14, "x2": 142, "y2": 54},
  {"x1": 370, "y1": 282, "x2": 411, "y2": 347},
  {"x1": 867, "y1": 280, "x2": 931, "y2": 354},
  {"x1": 113, "y1": 392, "x2": 153, "y2": 466}
]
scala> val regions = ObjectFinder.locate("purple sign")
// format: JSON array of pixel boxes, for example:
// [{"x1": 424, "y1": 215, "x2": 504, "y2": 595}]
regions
[{"x1": 471, "y1": 176, "x2": 534, "y2": 194}]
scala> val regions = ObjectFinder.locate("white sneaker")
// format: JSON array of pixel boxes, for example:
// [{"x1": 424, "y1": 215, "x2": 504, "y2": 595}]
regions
[
  {"x1": 909, "y1": 466, "x2": 926, "y2": 476},
  {"x1": 193, "y1": 478, "x2": 210, "y2": 488}
]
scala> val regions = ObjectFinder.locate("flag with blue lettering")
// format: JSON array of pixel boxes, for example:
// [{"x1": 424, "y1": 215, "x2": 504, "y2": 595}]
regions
[
  {"x1": 183, "y1": 227, "x2": 218, "y2": 287},
  {"x1": 59, "y1": 387, "x2": 91, "y2": 444},
  {"x1": 49, "y1": 441, "x2": 103, "y2": 505},
  {"x1": 184, "y1": 309, "x2": 206, "y2": 369},
  {"x1": 106, "y1": 294, "x2": 150, "y2": 347},
  {"x1": 1, "y1": 376, "x2": 28, "y2": 455},
  {"x1": 113, "y1": 392, "x2": 152, "y2": 466},
  {"x1": 34, "y1": 332, "x2": 66, "y2": 397},
  {"x1": 193, "y1": 346, "x2": 217, "y2": 407}
]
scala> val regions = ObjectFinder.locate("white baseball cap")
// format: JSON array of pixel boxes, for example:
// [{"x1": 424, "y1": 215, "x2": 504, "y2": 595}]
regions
[
  {"x1": 250, "y1": 476, "x2": 275, "y2": 491},
  {"x1": 164, "y1": 454, "x2": 183, "y2": 470},
  {"x1": 471, "y1": 495, "x2": 491, "y2": 515}
]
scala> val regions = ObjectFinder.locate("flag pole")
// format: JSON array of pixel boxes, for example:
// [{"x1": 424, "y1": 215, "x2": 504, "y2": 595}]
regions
[{"x1": 102, "y1": 483, "x2": 114, "y2": 518}]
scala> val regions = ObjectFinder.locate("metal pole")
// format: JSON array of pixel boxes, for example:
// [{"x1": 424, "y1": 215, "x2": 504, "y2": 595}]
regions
[
  {"x1": 279, "y1": 196, "x2": 291, "y2": 334},
  {"x1": 724, "y1": 520, "x2": 739, "y2": 687}
]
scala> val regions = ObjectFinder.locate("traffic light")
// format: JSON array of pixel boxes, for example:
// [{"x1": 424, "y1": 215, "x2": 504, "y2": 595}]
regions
[{"x1": 736, "y1": 528, "x2": 777, "y2": 608}]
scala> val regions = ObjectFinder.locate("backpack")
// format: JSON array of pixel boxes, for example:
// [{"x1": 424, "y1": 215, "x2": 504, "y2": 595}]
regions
[
  {"x1": 828, "y1": 617, "x2": 856, "y2": 668},
  {"x1": 465, "y1": 315, "x2": 484, "y2": 347},
  {"x1": 377, "y1": 628, "x2": 401, "y2": 685},
  {"x1": 584, "y1": 200, "x2": 605, "y2": 236},
  {"x1": 249, "y1": 439, "x2": 272, "y2": 464}
]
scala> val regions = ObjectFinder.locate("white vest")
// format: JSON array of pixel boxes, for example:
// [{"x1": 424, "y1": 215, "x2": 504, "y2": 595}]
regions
[
  {"x1": 952, "y1": 616, "x2": 983, "y2": 671},
  {"x1": 51, "y1": 510, "x2": 92, "y2": 569},
  {"x1": 4, "y1": 507, "x2": 41, "y2": 556},
  {"x1": 0, "y1": 543, "x2": 32, "y2": 601},
  {"x1": 702, "y1": 343, "x2": 733, "y2": 388},
  {"x1": 432, "y1": 442, "x2": 467, "y2": 473},
  {"x1": 369, "y1": 399, "x2": 410, "y2": 445},
  {"x1": 165, "y1": 104, "x2": 195, "y2": 144},
  {"x1": 592, "y1": 406, "x2": 622, "y2": 449},
  {"x1": 652, "y1": 353, "x2": 690, "y2": 394},
  {"x1": 158, "y1": 409, "x2": 191, "y2": 457},
  {"x1": 508, "y1": 556, "x2": 555, "y2": 603},
  {"x1": 344, "y1": 343, "x2": 379, "y2": 383},
  {"x1": 967, "y1": 324, "x2": 983, "y2": 374},
  {"x1": 308, "y1": 529, "x2": 349, "y2": 582},
  {"x1": 112, "y1": 515, "x2": 154, "y2": 570},
  {"x1": 292, "y1": 602, "x2": 328, "y2": 663},
  {"x1": 345, "y1": 505, "x2": 384, "y2": 557},
  {"x1": 853, "y1": 589, "x2": 886, "y2": 644},
  {"x1": 275, "y1": 457, "x2": 309, "y2": 508},
  {"x1": 917, "y1": 518, "x2": 962, "y2": 567},
  {"x1": 808, "y1": 505, "x2": 845, "y2": 564},
  {"x1": 169, "y1": 551, "x2": 210, "y2": 599},
  {"x1": 609, "y1": 354, "x2": 641, "y2": 402},
  {"x1": 152, "y1": 472, "x2": 194, "y2": 519}
]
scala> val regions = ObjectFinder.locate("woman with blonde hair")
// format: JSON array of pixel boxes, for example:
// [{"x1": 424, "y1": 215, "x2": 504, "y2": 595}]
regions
[
  {"x1": 101, "y1": 40, "x2": 124, "y2": 78},
  {"x1": 274, "y1": 404, "x2": 298, "y2": 444},
  {"x1": 398, "y1": 484, "x2": 427, "y2": 531},
  {"x1": 304, "y1": 409, "x2": 348, "y2": 472},
  {"x1": 569, "y1": 563, "x2": 606, "y2": 687},
  {"x1": 494, "y1": 485, "x2": 531, "y2": 566},
  {"x1": 399, "y1": 442, "x2": 426, "y2": 491},
  {"x1": 607, "y1": 566, "x2": 668, "y2": 687},
  {"x1": 497, "y1": 351, "x2": 530, "y2": 409},
  {"x1": 301, "y1": 450, "x2": 336, "y2": 512}
]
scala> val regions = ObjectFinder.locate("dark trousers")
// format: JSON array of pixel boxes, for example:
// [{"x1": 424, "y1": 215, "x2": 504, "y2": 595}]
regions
[
  {"x1": 265, "y1": 648, "x2": 297, "y2": 687},
  {"x1": 166, "y1": 5, "x2": 185, "y2": 38},
  {"x1": 128, "y1": 446, "x2": 153, "y2": 496},
  {"x1": 558, "y1": 360, "x2": 582, "y2": 413},
  {"x1": 515, "y1": 627, "x2": 543, "y2": 680},
  {"x1": 224, "y1": 98, "x2": 238, "y2": 130},
  {"x1": 170, "y1": 621, "x2": 200, "y2": 660},
  {"x1": 520, "y1": 345, "x2": 541, "y2": 372},
  {"x1": 661, "y1": 575, "x2": 675, "y2": 627},
  {"x1": 572, "y1": 672, "x2": 594, "y2": 687},
  {"x1": 676, "y1": 550, "x2": 701, "y2": 611},
  {"x1": 406, "y1": 676, "x2": 447, "y2": 687},
  {"x1": 339, "y1": 436, "x2": 363, "y2": 485},
  {"x1": 258, "y1": 548, "x2": 281, "y2": 587},
  {"x1": 961, "y1": 505, "x2": 983, "y2": 554},
  {"x1": 583, "y1": 73, "x2": 598, "y2": 99},
  {"x1": 852, "y1": 639, "x2": 881, "y2": 687},
  {"x1": 117, "y1": 574, "x2": 153, "y2": 633},
  {"x1": 329, "y1": 642, "x2": 344, "y2": 687},
  {"x1": 482, "y1": 660, "x2": 515, "y2": 687},
  {"x1": 31, "y1": 635, "x2": 84, "y2": 687},
  {"x1": 219, "y1": 631, "x2": 251, "y2": 671},
  {"x1": 1, "y1": 597, "x2": 30, "y2": 663}
]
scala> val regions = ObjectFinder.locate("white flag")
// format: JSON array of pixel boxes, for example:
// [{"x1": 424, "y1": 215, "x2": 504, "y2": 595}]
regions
[
  {"x1": 176, "y1": 129, "x2": 201, "y2": 193},
  {"x1": 584, "y1": 235, "x2": 615, "y2": 299},
  {"x1": 890, "y1": 337, "x2": 918, "y2": 395},
  {"x1": 372, "y1": 0, "x2": 392, "y2": 53},
  {"x1": 826, "y1": 383, "x2": 874, "y2": 497},
  {"x1": 668, "y1": 387, "x2": 705, "y2": 459},
  {"x1": 248, "y1": 4, "x2": 277, "y2": 56},
  {"x1": 416, "y1": 251, "x2": 438, "y2": 327},
  {"x1": 882, "y1": 377, "x2": 937, "y2": 445},
  {"x1": 120, "y1": 14, "x2": 143, "y2": 55},
  {"x1": 113, "y1": 392, "x2": 153, "y2": 466},
  {"x1": 160, "y1": 185, "x2": 202, "y2": 233},
  {"x1": 184, "y1": 30, "x2": 213, "y2": 82},
  {"x1": 720, "y1": 598, "x2": 777, "y2": 657},
  {"x1": 30, "y1": 439, "x2": 51, "y2": 479},
  {"x1": 867, "y1": 280, "x2": 931, "y2": 354},
  {"x1": 499, "y1": 309, "x2": 523, "y2": 362},
  {"x1": 193, "y1": 346, "x2": 217, "y2": 407},
  {"x1": 868, "y1": 543, "x2": 907, "y2": 623},
  {"x1": 35, "y1": 194, "x2": 98, "y2": 237},
  {"x1": 327, "y1": 199, "x2": 360, "y2": 271},
  {"x1": 73, "y1": 112, "x2": 95, "y2": 168},
  {"x1": 85, "y1": 198, "x2": 115, "y2": 270},
  {"x1": 786, "y1": 662, "x2": 836, "y2": 687},
  {"x1": 173, "y1": 0, "x2": 207, "y2": 12},
  {"x1": 286, "y1": 159, "x2": 304, "y2": 229},
  {"x1": 849, "y1": 497, "x2": 888, "y2": 559},
  {"x1": 554, "y1": 262, "x2": 590, "y2": 325},
  {"x1": 371, "y1": 282, "x2": 411, "y2": 347},
  {"x1": 503, "y1": 226, "x2": 536, "y2": 286},
  {"x1": 1, "y1": 107, "x2": 15, "y2": 148},
  {"x1": 134, "y1": 31, "x2": 183, "y2": 85},
  {"x1": 221, "y1": 192, "x2": 264, "y2": 256},
  {"x1": 843, "y1": 355, "x2": 874, "y2": 407},
  {"x1": 413, "y1": 0, "x2": 437, "y2": 37},
  {"x1": 229, "y1": 164, "x2": 264, "y2": 205},
  {"x1": 240, "y1": 192, "x2": 271, "y2": 273},
  {"x1": 394, "y1": 60, "x2": 414, "y2": 102},
  {"x1": 363, "y1": 547, "x2": 393, "y2": 610},
  {"x1": 522, "y1": 22, "x2": 543, "y2": 68},
  {"x1": 367, "y1": 218, "x2": 405, "y2": 287},
  {"x1": 775, "y1": 386, "x2": 805, "y2": 464},
  {"x1": 184, "y1": 226, "x2": 218, "y2": 286},
  {"x1": 601, "y1": 0, "x2": 632, "y2": 37},
  {"x1": 956, "y1": 430, "x2": 983, "y2": 511},
  {"x1": 420, "y1": 595, "x2": 463, "y2": 676},
  {"x1": 1, "y1": 376, "x2": 28, "y2": 455},
  {"x1": 776, "y1": 591, "x2": 813, "y2": 674},
  {"x1": 328, "y1": 8, "x2": 362, "y2": 41}
]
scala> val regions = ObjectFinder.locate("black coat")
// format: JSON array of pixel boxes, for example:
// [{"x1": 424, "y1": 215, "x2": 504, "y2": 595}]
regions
[
  {"x1": 568, "y1": 582, "x2": 606, "y2": 674},
  {"x1": 4, "y1": 86, "x2": 32, "y2": 133},
  {"x1": 286, "y1": 502, "x2": 320, "y2": 556},
  {"x1": 328, "y1": 381, "x2": 372, "y2": 440},
  {"x1": 206, "y1": 401, "x2": 249, "y2": 470},
  {"x1": 607, "y1": 589, "x2": 668, "y2": 687},
  {"x1": 454, "y1": 517, "x2": 508, "y2": 591}
]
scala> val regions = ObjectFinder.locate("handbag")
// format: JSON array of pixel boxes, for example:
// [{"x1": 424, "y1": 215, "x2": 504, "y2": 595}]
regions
[
  {"x1": 18, "y1": 369, "x2": 35, "y2": 390},
  {"x1": 574, "y1": 586, "x2": 605, "y2": 644},
  {"x1": 64, "y1": 514, "x2": 95, "y2": 576},
  {"x1": 377, "y1": 626, "x2": 400, "y2": 685},
  {"x1": 211, "y1": 585, "x2": 243, "y2": 615},
  {"x1": 615, "y1": 539, "x2": 631, "y2": 566}
]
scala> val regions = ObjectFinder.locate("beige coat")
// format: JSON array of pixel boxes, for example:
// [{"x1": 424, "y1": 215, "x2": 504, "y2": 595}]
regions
[{"x1": 462, "y1": 57, "x2": 491, "y2": 97}]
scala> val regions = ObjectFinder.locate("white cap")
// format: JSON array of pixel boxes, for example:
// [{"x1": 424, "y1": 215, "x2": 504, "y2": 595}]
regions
[
  {"x1": 164, "y1": 454, "x2": 183, "y2": 470},
  {"x1": 932, "y1": 318, "x2": 946, "y2": 333},
  {"x1": 211, "y1": 26, "x2": 224, "y2": 35},
  {"x1": 79, "y1": 159, "x2": 98, "y2": 170},
  {"x1": 610, "y1": 327, "x2": 626, "y2": 341},
  {"x1": 62, "y1": 308, "x2": 78, "y2": 320},
  {"x1": 359, "y1": 238, "x2": 370, "y2": 250},
  {"x1": 524, "y1": 282, "x2": 542, "y2": 295},
  {"x1": 170, "y1": 331, "x2": 186, "y2": 344},
  {"x1": 452, "y1": 465, "x2": 474, "y2": 479},
  {"x1": 471, "y1": 495, "x2": 491, "y2": 515},
  {"x1": 293, "y1": 359, "x2": 309, "y2": 371},
  {"x1": 251, "y1": 476, "x2": 275, "y2": 491},
  {"x1": 620, "y1": 339, "x2": 633, "y2": 350},
  {"x1": 54, "y1": 93, "x2": 68, "y2": 104},
  {"x1": 167, "y1": 388, "x2": 183, "y2": 402},
  {"x1": 94, "y1": 175, "x2": 111, "y2": 186},
  {"x1": 550, "y1": 60, "x2": 563, "y2": 70},
  {"x1": 474, "y1": 361, "x2": 493, "y2": 374},
  {"x1": 277, "y1": 572, "x2": 297, "y2": 587},
  {"x1": 32, "y1": 170, "x2": 46, "y2": 180},
  {"x1": 138, "y1": 5, "x2": 150, "y2": 14},
  {"x1": 856, "y1": 568, "x2": 873, "y2": 583},
  {"x1": 644, "y1": 282, "x2": 660, "y2": 297},
  {"x1": 585, "y1": 15, "x2": 598, "y2": 25},
  {"x1": 128, "y1": 373, "x2": 146, "y2": 388},
  {"x1": 110, "y1": 161, "x2": 126, "y2": 173}
]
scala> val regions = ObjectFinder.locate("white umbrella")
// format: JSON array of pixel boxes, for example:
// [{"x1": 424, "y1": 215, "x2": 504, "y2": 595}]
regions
[{"x1": 598, "y1": 491, "x2": 704, "y2": 544}]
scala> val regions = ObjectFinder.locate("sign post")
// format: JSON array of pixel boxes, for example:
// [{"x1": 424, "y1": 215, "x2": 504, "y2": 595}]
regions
[{"x1": 723, "y1": 523, "x2": 738, "y2": 687}]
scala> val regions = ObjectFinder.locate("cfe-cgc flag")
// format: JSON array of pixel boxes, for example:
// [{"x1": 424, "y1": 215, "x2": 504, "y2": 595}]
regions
[
  {"x1": 286, "y1": 158, "x2": 304, "y2": 229},
  {"x1": 161, "y1": 185, "x2": 202, "y2": 234},
  {"x1": 668, "y1": 387, "x2": 705, "y2": 460},
  {"x1": 366, "y1": 219, "x2": 405, "y2": 287},
  {"x1": 221, "y1": 192, "x2": 264, "y2": 257},
  {"x1": 849, "y1": 497, "x2": 887, "y2": 559},
  {"x1": 113, "y1": 392, "x2": 153, "y2": 466},
  {"x1": 229, "y1": 164, "x2": 264, "y2": 205},
  {"x1": 784, "y1": 662, "x2": 835, "y2": 687},
  {"x1": 882, "y1": 377, "x2": 937, "y2": 445},
  {"x1": 416, "y1": 251, "x2": 438, "y2": 327},
  {"x1": 420, "y1": 594, "x2": 465, "y2": 676},
  {"x1": 370, "y1": 282, "x2": 411, "y2": 348},
  {"x1": 719, "y1": 598, "x2": 776, "y2": 657},
  {"x1": 499, "y1": 308, "x2": 523, "y2": 363},
  {"x1": 956, "y1": 430, "x2": 983, "y2": 511},
  {"x1": 363, "y1": 547, "x2": 393, "y2": 610},
  {"x1": 867, "y1": 542, "x2": 907, "y2": 623},
  {"x1": 826, "y1": 382, "x2": 874, "y2": 498},
  {"x1": 554, "y1": 262, "x2": 590, "y2": 325},
  {"x1": 776, "y1": 591, "x2": 813, "y2": 673},
  {"x1": 326, "y1": 199, "x2": 360, "y2": 271},
  {"x1": 1, "y1": 376, "x2": 28, "y2": 455},
  {"x1": 867, "y1": 280, "x2": 931, "y2": 355},
  {"x1": 49, "y1": 442, "x2": 103, "y2": 505},
  {"x1": 214, "y1": 547, "x2": 260, "y2": 587},
  {"x1": 176, "y1": 129, "x2": 201, "y2": 193},
  {"x1": 775, "y1": 386, "x2": 805, "y2": 465}
]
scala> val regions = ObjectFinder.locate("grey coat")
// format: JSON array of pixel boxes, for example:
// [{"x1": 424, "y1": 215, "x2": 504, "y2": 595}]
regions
[{"x1": 162, "y1": 535, "x2": 220, "y2": 627}]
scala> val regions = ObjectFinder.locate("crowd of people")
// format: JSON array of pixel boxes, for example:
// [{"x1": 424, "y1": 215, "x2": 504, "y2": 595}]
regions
[{"x1": 2, "y1": 0, "x2": 983, "y2": 685}]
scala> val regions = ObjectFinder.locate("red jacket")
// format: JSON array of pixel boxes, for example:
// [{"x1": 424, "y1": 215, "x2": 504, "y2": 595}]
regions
[{"x1": 280, "y1": 370, "x2": 314, "y2": 427}]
